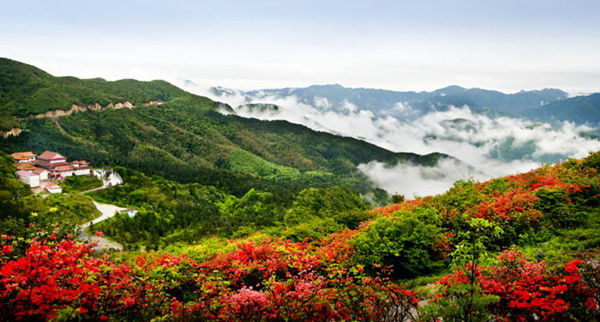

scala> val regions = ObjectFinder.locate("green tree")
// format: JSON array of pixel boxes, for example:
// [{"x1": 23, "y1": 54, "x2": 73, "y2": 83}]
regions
[
  {"x1": 421, "y1": 218, "x2": 502, "y2": 321},
  {"x1": 352, "y1": 207, "x2": 445, "y2": 277}
]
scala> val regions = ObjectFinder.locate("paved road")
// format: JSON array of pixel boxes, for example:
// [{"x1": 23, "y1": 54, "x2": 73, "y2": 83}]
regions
[{"x1": 78, "y1": 201, "x2": 125, "y2": 251}]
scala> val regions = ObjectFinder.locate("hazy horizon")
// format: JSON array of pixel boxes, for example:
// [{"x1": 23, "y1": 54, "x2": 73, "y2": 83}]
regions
[{"x1": 2, "y1": 1, "x2": 599, "y2": 94}]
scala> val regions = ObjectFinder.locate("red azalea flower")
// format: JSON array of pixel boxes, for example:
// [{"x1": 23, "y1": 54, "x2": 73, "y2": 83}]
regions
[{"x1": 2, "y1": 245, "x2": 13, "y2": 255}]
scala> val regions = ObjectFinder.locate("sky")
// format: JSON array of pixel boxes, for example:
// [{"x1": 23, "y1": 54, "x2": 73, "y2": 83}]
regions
[{"x1": 1, "y1": 0, "x2": 600, "y2": 93}]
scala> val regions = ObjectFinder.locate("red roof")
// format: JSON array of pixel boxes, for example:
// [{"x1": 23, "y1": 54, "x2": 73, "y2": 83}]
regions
[
  {"x1": 38, "y1": 151, "x2": 66, "y2": 161},
  {"x1": 11, "y1": 152, "x2": 36, "y2": 160},
  {"x1": 54, "y1": 165, "x2": 73, "y2": 172},
  {"x1": 16, "y1": 170, "x2": 37, "y2": 177},
  {"x1": 32, "y1": 168, "x2": 48, "y2": 174},
  {"x1": 73, "y1": 160, "x2": 90, "y2": 165},
  {"x1": 14, "y1": 163, "x2": 36, "y2": 171}
]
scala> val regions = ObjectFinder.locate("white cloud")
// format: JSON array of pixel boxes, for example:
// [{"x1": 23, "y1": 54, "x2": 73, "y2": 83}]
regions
[
  {"x1": 358, "y1": 159, "x2": 483, "y2": 198},
  {"x1": 182, "y1": 82, "x2": 600, "y2": 197},
  {"x1": 313, "y1": 97, "x2": 332, "y2": 109},
  {"x1": 394, "y1": 102, "x2": 412, "y2": 113}
]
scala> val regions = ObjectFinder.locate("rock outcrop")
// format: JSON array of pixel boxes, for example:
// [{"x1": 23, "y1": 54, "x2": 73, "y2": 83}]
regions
[
  {"x1": 28, "y1": 100, "x2": 162, "y2": 120},
  {"x1": 0, "y1": 128, "x2": 22, "y2": 139}
]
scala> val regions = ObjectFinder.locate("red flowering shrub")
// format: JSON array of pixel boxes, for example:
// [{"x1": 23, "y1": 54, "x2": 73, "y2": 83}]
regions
[
  {"x1": 474, "y1": 187, "x2": 542, "y2": 223},
  {"x1": 169, "y1": 238, "x2": 419, "y2": 321},
  {"x1": 0, "y1": 237, "x2": 171, "y2": 321},
  {"x1": 429, "y1": 249, "x2": 599, "y2": 321},
  {"x1": 371, "y1": 197, "x2": 429, "y2": 215}
]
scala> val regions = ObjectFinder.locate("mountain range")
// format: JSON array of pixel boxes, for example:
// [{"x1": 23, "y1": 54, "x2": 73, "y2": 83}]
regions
[{"x1": 209, "y1": 83, "x2": 599, "y2": 125}]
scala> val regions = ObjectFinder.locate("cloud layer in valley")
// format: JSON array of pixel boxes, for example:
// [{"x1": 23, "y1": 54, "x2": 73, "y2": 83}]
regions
[{"x1": 183, "y1": 83, "x2": 600, "y2": 198}]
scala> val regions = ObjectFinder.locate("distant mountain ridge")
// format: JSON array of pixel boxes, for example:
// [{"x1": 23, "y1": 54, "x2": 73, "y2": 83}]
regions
[
  {"x1": 210, "y1": 84, "x2": 570, "y2": 118},
  {"x1": 525, "y1": 93, "x2": 600, "y2": 125}
]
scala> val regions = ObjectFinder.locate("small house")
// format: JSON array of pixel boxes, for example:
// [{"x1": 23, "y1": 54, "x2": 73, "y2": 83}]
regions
[
  {"x1": 33, "y1": 168, "x2": 49, "y2": 181},
  {"x1": 53, "y1": 165, "x2": 74, "y2": 177},
  {"x1": 11, "y1": 152, "x2": 37, "y2": 163},
  {"x1": 72, "y1": 160, "x2": 92, "y2": 175},
  {"x1": 16, "y1": 170, "x2": 40, "y2": 187},
  {"x1": 45, "y1": 183, "x2": 63, "y2": 194}
]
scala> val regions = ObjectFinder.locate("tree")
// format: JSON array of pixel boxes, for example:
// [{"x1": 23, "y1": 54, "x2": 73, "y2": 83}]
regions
[{"x1": 421, "y1": 218, "x2": 502, "y2": 321}]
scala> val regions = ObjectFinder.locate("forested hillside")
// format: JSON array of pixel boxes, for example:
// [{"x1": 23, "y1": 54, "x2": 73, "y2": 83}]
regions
[
  {"x1": 0, "y1": 58, "x2": 190, "y2": 117},
  {"x1": 0, "y1": 58, "x2": 445, "y2": 203},
  {"x1": 1, "y1": 151, "x2": 598, "y2": 320}
]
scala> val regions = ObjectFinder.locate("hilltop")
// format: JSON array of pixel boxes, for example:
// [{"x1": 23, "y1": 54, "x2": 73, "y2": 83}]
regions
[{"x1": 0, "y1": 58, "x2": 191, "y2": 118}]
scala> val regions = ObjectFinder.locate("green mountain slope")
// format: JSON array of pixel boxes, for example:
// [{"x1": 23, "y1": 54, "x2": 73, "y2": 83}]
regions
[
  {"x1": 0, "y1": 58, "x2": 446, "y2": 202},
  {"x1": 0, "y1": 57, "x2": 192, "y2": 117}
]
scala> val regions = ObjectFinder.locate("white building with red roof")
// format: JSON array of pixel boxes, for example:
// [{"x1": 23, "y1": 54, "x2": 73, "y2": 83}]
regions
[
  {"x1": 45, "y1": 183, "x2": 63, "y2": 194},
  {"x1": 11, "y1": 151, "x2": 37, "y2": 163},
  {"x1": 16, "y1": 170, "x2": 40, "y2": 187},
  {"x1": 13, "y1": 150, "x2": 95, "y2": 192},
  {"x1": 32, "y1": 168, "x2": 49, "y2": 181},
  {"x1": 72, "y1": 160, "x2": 92, "y2": 175}
]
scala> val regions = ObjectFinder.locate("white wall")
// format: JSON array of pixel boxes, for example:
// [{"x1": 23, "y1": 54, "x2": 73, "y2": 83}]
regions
[
  {"x1": 18, "y1": 175, "x2": 40, "y2": 187},
  {"x1": 38, "y1": 171, "x2": 48, "y2": 181},
  {"x1": 74, "y1": 169, "x2": 91, "y2": 176}
]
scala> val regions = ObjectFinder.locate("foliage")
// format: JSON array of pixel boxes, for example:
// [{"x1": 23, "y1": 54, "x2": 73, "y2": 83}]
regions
[
  {"x1": 0, "y1": 236, "x2": 172, "y2": 320},
  {"x1": 353, "y1": 207, "x2": 447, "y2": 277},
  {"x1": 0, "y1": 151, "x2": 99, "y2": 238},
  {"x1": 0, "y1": 233, "x2": 419, "y2": 321},
  {"x1": 60, "y1": 175, "x2": 103, "y2": 193},
  {"x1": 0, "y1": 151, "x2": 599, "y2": 320},
  {"x1": 90, "y1": 167, "x2": 372, "y2": 248},
  {"x1": 0, "y1": 58, "x2": 190, "y2": 117},
  {"x1": 423, "y1": 249, "x2": 599, "y2": 321},
  {"x1": 420, "y1": 218, "x2": 503, "y2": 321}
]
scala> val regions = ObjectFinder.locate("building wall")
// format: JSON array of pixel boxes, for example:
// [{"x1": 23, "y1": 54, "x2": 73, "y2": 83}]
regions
[
  {"x1": 39, "y1": 172, "x2": 48, "y2": 181},
  {"x1": 73, "y1": 169, "x2": 91, "y2": 176},
  {"x1": 18, "y1": 175, "x2": 40, "y2": 188},
  {"x1": 47, "y1": 187, "x2": 62, "y2": 194}
]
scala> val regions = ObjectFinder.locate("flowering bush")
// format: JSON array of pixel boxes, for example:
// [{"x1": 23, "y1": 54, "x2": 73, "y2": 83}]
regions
[
  {"x1": 426, "y1": 249, "x2": 599, "y2": 321},
  {"x1": 0, "y1": 234, "x2": 419, "y2": 321},
  {"x1": 0, "y1": 237, "x2": 170, "y2": 321}
]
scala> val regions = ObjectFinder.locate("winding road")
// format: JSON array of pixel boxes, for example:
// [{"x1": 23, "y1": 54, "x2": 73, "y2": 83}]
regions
[
  {"x1": 78, "y1": 201, "x2": 125, "y2": 251},
  {"x1": 76, "y1": 171, "x2": 126, "y2": 251}
]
